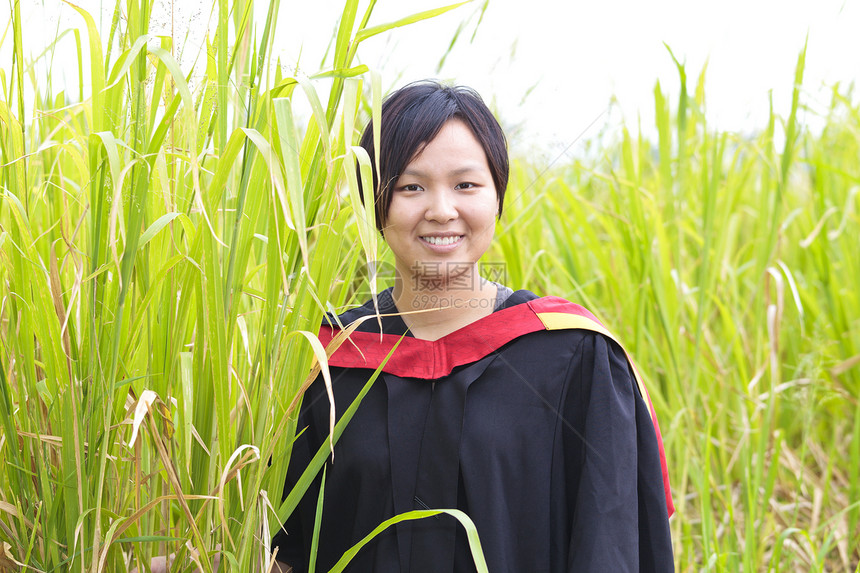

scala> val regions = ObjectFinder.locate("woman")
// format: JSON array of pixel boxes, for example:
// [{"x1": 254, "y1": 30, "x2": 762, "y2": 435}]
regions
[{"x1": 272, "y1": 81, "x2": 674, "y2": 572}]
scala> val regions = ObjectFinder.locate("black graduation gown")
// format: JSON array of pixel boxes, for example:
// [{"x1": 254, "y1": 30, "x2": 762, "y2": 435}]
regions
[{"x1": 272, "y1": 289, "x2": 674, "y2": 572}]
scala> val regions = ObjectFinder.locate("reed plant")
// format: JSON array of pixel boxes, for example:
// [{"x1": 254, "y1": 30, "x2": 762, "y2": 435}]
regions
[
  {"x1": 2, "y1": 0, "x2": 859, "y2": 570},
  {"x1": 0, "y1": 0, "x2": 469, "y2": 570}
]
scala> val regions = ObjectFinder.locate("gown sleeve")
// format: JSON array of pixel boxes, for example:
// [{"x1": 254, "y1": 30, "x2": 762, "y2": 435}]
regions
[{"x1": 566, "y1": 333, "x2": 674, "y2": 572}]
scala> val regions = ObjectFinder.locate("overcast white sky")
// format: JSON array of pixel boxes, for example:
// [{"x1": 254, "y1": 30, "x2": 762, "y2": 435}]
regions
[{"x1": 3, "y1": 0, "x2": 859, "y2": 158}]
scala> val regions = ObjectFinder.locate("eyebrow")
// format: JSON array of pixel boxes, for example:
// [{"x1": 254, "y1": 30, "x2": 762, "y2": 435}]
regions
[{"x1": 401, "y1": 165, "x2": 485, "y2": 178}]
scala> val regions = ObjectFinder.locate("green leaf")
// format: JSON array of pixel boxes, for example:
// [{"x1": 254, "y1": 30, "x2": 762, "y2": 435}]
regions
[
  {"x1": 138, "y1": 212, "x2": 192, "y2": 247},
  {"x1": 273, "y1": 98, "x2": 310, "y2": 271},
  {"x1": 63, "y1": 1, "x2": 105, "y2": 131},
  {"x1": 354, "y1": 2, "x2": 470, "y2": 45},
  {"x1": 327, "y1": 509, "x2": 488, "y2": 573},
  {"x1": 308, "y1": 465, "x2": 326, "y2": 573}
]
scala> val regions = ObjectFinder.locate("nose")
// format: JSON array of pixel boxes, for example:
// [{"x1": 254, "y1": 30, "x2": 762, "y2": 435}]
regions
[{"x1": 424, "y1": 189, "x2": 458, "y2": 223}]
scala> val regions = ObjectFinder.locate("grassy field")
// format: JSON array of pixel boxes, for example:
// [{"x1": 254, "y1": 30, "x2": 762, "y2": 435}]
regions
[{"x1": 1, "y1": 0, "x2": 858, "y2": 571}]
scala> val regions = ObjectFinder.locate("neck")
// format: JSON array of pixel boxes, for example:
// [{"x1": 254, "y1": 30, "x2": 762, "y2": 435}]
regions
[{"x1": 392, "y1": 264, "x2": 498, "y2": 340}]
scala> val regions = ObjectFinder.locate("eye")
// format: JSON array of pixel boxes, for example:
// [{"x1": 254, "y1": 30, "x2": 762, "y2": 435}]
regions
[
  {"x1": 455, "y1": 182, "x2": 477, "y2": 190},
  {"x1": 398, "y1": 184, "x2": 422, "y2": 192}
]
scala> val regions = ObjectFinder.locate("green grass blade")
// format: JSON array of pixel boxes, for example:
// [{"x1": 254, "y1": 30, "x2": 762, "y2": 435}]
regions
[{"x1": 327, "y1": 509, "x2": 488, "y2": 573}]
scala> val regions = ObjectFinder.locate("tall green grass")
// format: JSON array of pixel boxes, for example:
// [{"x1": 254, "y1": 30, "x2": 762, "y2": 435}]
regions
[
  {"x1": 0, "y1": 0, "x2": 466, "y2": 570},
  {"x1": 2, "y1": 0, "x2": 859, "y2": 571}
]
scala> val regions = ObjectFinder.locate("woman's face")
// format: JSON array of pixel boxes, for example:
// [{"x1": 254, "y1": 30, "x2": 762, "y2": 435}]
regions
[{"x1": 384, "y1": 119, "x2": 499, "y2": 288}]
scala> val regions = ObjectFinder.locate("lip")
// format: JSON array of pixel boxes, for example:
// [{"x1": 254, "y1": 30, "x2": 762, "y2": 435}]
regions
[{"x1": 419, "y1": 234, "x2": 464, "y2": 252}]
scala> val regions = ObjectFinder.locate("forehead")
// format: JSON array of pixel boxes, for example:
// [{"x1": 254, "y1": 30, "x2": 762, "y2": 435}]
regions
[{"x1": 404, "y1": 119, "x2": 489, "y2": 168}]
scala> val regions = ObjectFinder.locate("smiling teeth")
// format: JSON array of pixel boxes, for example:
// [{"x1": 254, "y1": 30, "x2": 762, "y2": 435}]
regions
[{"x1": 422, "y1": 236, "x2": 461, "y2": 246}]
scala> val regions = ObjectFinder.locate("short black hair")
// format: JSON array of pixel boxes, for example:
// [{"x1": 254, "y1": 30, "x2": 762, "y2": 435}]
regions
[{"x1": 357, "y1": 80, "x2": 509, "y2": 231}]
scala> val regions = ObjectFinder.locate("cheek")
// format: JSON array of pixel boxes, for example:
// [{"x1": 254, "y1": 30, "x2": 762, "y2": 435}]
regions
[
  {"x1": 385, "y1": 199, "x2": 411, "y2": 229},
  {"x1": 472, "y1": 201, "x2": 500, "y2": 230}
]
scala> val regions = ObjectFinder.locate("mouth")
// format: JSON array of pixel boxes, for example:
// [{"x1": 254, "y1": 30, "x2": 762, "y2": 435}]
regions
[{"x1": 420, "y1": 235, "x2": 464, "y2": 247}]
